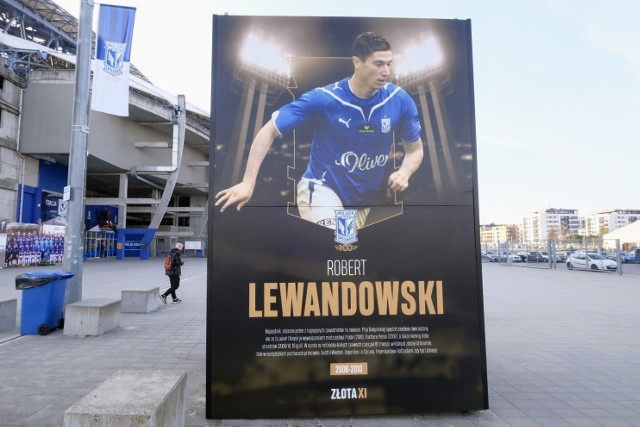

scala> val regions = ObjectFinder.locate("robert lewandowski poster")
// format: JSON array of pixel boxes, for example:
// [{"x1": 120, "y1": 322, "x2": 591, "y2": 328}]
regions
[{"x1": 207, "y1": 15, "x2": 487, "y2": 419}]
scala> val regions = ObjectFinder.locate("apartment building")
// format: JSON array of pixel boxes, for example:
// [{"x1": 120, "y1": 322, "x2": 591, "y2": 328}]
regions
[
  {"x1": 584, "y1": 209, "x2": 640, "y2": 236},
  {"x1": 479, "y1": 224, "x2": 519, "y2": 245},
  {"x1": 521, "y1": 208, "x2": 580, "y2": 242}
]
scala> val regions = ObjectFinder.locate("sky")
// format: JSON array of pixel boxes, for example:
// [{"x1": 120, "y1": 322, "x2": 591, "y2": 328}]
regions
[{"x1": 54, "y1": 0, "x2": 640, "y2": 225}]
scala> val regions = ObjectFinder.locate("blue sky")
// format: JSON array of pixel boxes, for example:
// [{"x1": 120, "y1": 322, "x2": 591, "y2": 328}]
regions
[{"x1": 56, "y1": 0, "x2": 640, "y2": 225}]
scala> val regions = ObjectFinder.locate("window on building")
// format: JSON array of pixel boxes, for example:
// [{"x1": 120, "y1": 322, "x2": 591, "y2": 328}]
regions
[
  {"x1": 160, "y1": 217, "x2": 174, "y2": 226},
  {"x1": 178, "y1": 196, "x2": 190, "y2": 207}
]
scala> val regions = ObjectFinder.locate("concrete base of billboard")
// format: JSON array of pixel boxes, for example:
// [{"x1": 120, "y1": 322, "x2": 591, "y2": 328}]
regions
[
  {"x1": 63, "y1": 298, "x2": 121, "y2": 337},
  {"x1": 63, "y1": 369, "x2": 187, "y2": 427},
  {"x1": 121, "y1": 287, "x2": 159, "y2": 313}
]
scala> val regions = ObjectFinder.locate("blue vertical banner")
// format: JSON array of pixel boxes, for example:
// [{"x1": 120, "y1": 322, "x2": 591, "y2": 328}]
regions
[{"x1": 91, "y1": 4, "x2": 136, "y2": 116}]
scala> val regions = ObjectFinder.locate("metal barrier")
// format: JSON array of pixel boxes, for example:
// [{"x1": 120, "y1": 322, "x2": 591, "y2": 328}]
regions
[
  {"x1": 489, "y1": 239, "x2": 629, "y2": 275},
  {"x1": 154, "y1": 237, "x2": 207, "y2": 259},
  {"x1": 494, "y1": 241, "x2": 555, "y2": 269},
  {"x1": 85, "y1": 231, "x2": 116, "y2": 259}
]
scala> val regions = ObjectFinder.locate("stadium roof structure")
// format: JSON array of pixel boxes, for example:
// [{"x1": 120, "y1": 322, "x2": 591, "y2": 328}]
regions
[
  {"x1": 0, "y1": 0, "x2": 210, "y2": 121},
  {"x1": 0, "y1": 0, "x2": 210, "y2": 201},
  {"x1": 0, "y1": 0, "x2": 148, "y2": 80}
]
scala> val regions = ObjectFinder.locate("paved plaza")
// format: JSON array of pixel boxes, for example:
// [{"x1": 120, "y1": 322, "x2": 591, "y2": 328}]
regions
[{"x1": 0, "y1": 258, "x2": 639, "y2": 426}]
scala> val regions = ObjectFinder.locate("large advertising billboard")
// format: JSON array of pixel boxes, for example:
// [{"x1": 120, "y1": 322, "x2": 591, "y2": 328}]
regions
[{"x1": 207, "y1": 15, "x2": 487, "y2": 419}]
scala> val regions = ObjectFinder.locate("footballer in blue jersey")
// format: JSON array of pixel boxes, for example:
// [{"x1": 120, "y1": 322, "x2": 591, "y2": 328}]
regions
[
  {"x1": 216, "y1": 32, "x2": 423, "y2": 229},
  {"x1": 273, "y1": 77, "x2": 421, "y2": 219}
]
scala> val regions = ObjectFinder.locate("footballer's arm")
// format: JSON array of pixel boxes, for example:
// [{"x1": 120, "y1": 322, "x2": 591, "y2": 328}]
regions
[
  {"x1": 215, "y1": 120, "x2": 280, "y2": 212},
  {"x1": 388, "y1": 138, "x2": 423, "y2": 192}
]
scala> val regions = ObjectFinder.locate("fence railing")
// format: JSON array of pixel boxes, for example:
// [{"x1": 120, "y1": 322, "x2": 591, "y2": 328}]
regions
[
  {"x1": 482, "y1": 239, "x2": 632, "y2": 275},
  {"x1": 84, "y1": 231, "x2": 116, "y2": 259}
]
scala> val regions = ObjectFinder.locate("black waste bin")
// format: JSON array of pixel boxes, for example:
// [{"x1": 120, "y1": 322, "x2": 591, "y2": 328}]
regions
[{"x1": 16, "y1": 271, "x2": 74, "y2": 335}]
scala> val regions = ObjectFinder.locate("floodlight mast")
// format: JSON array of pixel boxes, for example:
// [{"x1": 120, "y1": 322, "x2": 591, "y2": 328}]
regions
[
  {"x1": 63, "y1": 0, "x2": 93, "y2": 306},
  {"x1": 240, "y1": 34, "x2": 291, "y2": 86},
  {"x1": 395, "y1": 36, "x2": 443, "y2": 82},
  {"x1": 219, "y1": 34, "x2": 291, "y2": 188},
  {"x1": 395, "y1": 37, "x2": 458, "y2": 202}
]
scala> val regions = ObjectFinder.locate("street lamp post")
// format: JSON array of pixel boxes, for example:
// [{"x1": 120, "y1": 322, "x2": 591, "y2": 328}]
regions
[{"x1": 63, "y1": 0, "x2": 93, "y2": 305}]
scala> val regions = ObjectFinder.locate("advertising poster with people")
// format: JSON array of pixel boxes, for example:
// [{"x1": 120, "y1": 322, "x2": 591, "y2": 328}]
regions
[
  {"x1": 207, "y1": 15, "x2": 487, "y2": 419},
  {"x1": 2, "y1": 223, "x2": 65, "y2": 268}
]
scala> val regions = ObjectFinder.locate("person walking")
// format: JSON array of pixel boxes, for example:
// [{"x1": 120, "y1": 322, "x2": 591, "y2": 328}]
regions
[{"x1": 160, "y1": 241, "x2": 185, "y2": 304}]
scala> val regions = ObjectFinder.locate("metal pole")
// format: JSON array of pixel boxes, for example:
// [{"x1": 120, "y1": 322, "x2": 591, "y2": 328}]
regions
[
  {"x1": 616, "y1": 239, "x2": 622, "y2": 276},
  {"x1": 63, "y1": 0, "x2": 94, "y2": 306}
]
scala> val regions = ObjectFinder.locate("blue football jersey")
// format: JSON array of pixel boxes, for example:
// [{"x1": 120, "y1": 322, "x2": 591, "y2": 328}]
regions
[{"x1": 273, "y1": 78, "x2": 421, "y2": 207}]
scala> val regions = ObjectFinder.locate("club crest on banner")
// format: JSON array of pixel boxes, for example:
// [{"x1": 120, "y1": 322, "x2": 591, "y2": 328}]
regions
[{"x1": 103, "y1": 41, "x2": 127, "y2": 76}]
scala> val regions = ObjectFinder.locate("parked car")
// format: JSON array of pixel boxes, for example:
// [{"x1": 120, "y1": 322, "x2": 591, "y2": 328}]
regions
[
  {"x1": 622, "y1": 251, "x2": 637, "y2": 264},
  {"x1": 501, "y1": 253, "x2": 522, "y2": 263},
  {"x1": 557, "y1": 251, "x2": 574, "y2": 262},
  {"x1": 540, "y1": 251, "x2": 562, "y2": 262},
  {"x1": 526, "y1": 251, "x2": 548, "y2": 263},
  {"x1": 485, "y1": 251, "x2": 500, "y2": 262},
  {"x1": 606, "y1": 252, "x2": 638, "y2": 262},
  {"x1": 566, "y1": 252, "x2": 618, "y2": 271},
  {"x1": 508, "y1": 253, "x2": 522, "y2": 262},
  {"x1": 516, "y1": 251, "x2": 529, "y2": 262}
]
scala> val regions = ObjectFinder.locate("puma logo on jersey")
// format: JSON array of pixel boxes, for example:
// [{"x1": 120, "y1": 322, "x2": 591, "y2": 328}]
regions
[{"x1": 338, "y1": 118, "x2": 352, "y2": 128}]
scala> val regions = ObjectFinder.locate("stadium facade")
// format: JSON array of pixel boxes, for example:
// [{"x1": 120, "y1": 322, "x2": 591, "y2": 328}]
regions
[{"x1": 0, "y1": 0, "x2": 209, "y2": 257}]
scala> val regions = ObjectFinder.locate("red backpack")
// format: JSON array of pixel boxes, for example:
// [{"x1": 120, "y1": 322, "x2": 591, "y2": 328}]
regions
[{"x1": 164, "y1": 253, "x2": 174, "y2": 271}]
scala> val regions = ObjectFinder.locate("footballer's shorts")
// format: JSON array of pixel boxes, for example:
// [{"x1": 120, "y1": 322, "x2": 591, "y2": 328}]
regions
[{"x1": 297, "y1": 178, "x2": 369, "y2": 229}]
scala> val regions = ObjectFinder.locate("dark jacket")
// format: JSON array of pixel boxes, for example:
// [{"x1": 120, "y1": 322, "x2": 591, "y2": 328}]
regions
[{"x1": 165, "y1": 248, "x2": 184, "y2": 276}]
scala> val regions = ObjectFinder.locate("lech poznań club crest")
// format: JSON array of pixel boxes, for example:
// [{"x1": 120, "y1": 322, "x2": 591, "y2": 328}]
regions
[
  {"x1": 58, "y1": 201, "x2": 67, "y2": 218},
  {"x1": 103, "y1": 41, "x2": 127, "y2": 76},
  {"x1": 381, "y1": 117, "x2": 391, "y2": 133},
  {"x1": 335, "y1": 209, "x2": 358, "y2": 246}
]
